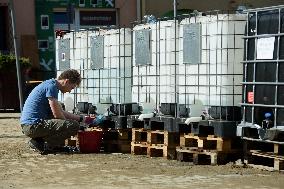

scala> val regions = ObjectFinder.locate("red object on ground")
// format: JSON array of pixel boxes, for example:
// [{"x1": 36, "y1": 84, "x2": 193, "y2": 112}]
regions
[{"x1": 78, "y1": 131, "x2": 103, "y2": 153}]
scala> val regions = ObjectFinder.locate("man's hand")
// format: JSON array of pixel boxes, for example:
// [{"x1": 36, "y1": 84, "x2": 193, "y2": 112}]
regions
[
  {"x1": 84, "y1": 116, "x2": 95, "y2": 125},
  {"x1": 92, "y1": 115, "x2": 106, "y2": 125}
]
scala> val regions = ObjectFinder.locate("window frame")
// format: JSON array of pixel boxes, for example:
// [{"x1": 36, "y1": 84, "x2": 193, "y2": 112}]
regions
[
  {"x1": 90, "y1": 0, "x2": 98, "y2": 7},
  {"x1": 38, "y1": 40, "x2": 49, "y2": 50},
  {"x1": 41, "y1": 15, "x2": 49, "y2": 30},
  {"x1": 79, "y1": 0, "x2": 85, "y2": 7}
]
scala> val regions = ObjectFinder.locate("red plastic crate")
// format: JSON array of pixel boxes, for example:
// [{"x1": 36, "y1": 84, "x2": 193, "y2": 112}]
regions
[{"x1": 78, "y1": 130, "x2": 103, "y2": 153}]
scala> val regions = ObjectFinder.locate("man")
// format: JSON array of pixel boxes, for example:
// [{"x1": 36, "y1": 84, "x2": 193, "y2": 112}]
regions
[{"x1": 20, "y1": 69, "x2": 91, "y2": 154}]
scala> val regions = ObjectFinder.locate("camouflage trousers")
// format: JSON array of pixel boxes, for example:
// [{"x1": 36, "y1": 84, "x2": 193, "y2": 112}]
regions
[{"x1": 21, "y1": 119, "x2": 80, "y2": 147}]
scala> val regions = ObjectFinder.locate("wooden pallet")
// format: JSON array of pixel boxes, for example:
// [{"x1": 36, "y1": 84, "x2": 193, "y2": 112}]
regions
[
  {"x1": 245, "y1": 150, "x2": 284, "y2": 171},
  {"x1": 176, "y1": 146, "x2": 239, "y2": 165},
  {"x1": 131, "y1": 128, "x2": 179, "y2": 159},
  {"x1": 243, "y1": 137, "x2": 284, "y2": 171},
  {"x1": 132, "y1": 128, "x2": 148, "y2": 143},
  {"x1": 131, "y1": 141, "x2": 148, "y2": 155},
  {"x1": 180, "y1": 133, "x2": 241, "y2": 152},
  {"x1": 147, "y1": 144, "x2": 176, "y2": 159},
  {"x1": 147, "y1": 130, "x2": 179, "y2": 147},
  {"x1": 65, "y1": 135, "x2": 78, "y2": 147},
  {"x1": 243, "y1": 137, "x2": 284, "y2": 155}
]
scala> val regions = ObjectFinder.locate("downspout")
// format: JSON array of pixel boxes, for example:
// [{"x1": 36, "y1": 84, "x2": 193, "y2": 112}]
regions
[{"x1": 137, "y1": 0, "x2": 141, "y2": 22}]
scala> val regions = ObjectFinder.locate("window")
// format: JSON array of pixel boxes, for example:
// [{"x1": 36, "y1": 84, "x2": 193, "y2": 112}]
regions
[
  {"x1": 54, "y1": 12, "x2": 69, "y2": 24},
  {"x1": 91, "y1": 0, "x2": 98, "y2": 6},
  {"x1": 41, "y1": 15, "x2": 49, "y2": 30},
  {"x1": 38, "y1": 40, "x2": 48, "y2": 50},
  {"x1": 79, "y1": 0, "x2": 85, "y2": 7}
]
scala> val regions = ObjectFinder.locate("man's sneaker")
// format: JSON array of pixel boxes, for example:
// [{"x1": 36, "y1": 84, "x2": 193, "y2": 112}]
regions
[{"x1": 28, "y1": 138, "x2": 45, "y2": 153}]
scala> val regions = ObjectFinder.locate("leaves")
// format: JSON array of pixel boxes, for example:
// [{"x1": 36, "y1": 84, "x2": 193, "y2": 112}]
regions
[{"x1": 0, "y1": 54, "x2": 32, "y2": 71}]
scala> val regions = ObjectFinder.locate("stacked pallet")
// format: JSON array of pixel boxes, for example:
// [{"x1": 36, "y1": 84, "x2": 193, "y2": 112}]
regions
[
  {"x1": 131, "y1": 128, "x2": 148, "y2": 155},
  {"x1": 243, "y1": 137, "x2": 284, "y2": 171},
  {"x1": 131, "y1": 128, "x2": 179, "y2": 159},
  {"x1": 176, "y1": 132, "x2": 242, "y2": 165},
  {"x1": 103, "y1": 128, "x2": 132, "y2": 153}
]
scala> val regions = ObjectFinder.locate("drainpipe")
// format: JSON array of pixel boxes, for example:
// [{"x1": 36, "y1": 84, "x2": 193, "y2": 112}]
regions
[
  {"x1": 9, "y1": 0, "x2": 24, "y2": 112},
  {"x1": 137, "y1": 0, "x2": 141, "y2": 22},
  {"x1": 174, "y1": 0, "x2": 177, "y2": 18},
  {"x1": 174, "y1": 0, "x2": 178, "y2": 117}
]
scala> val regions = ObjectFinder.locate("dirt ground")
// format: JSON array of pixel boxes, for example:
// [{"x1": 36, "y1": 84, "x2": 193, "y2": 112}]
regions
[{"x1": 0, "y1": 113, "x2": 283, "y2": 189}]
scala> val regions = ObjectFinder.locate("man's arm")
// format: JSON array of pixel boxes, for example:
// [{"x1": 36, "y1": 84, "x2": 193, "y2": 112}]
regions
[
  {"x1": 63, "y1": 110, "x2": 82, "y2": 121},
  {"x1": 48, "y1": 97, "x2": 82, "y2": 122},
  {"x1": 48, "y1": 97, "x2": 66, "y2": 119}
]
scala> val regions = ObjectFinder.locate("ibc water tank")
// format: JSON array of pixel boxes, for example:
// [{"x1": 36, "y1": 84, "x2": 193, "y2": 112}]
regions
[
  {"x1": 240, "y1": 6, "x2": 284, "y2": 130},
  {"x1": 179, "y1": 13, "x2": 246, "y2": 120}
]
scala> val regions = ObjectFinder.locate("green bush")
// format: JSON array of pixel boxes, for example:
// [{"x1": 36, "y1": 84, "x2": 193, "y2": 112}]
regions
[{"x1": 0, "y1": 54, "x2": 32, "y2": 71}]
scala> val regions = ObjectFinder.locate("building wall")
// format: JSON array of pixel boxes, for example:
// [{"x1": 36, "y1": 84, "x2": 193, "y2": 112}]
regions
[
  {"x1": 0, "y1": 0, "x2": 136, "y2": 54},
  {"x1": 0, "y1": 6, "x2": 9, "y2": 52},
  {"x1": 12, "y1": 0, "x2": 35, "y2": 35},
  {"x1": 116, "y1": 0, "x2": 137, "y2": 27},
  {"x1": 0, "y1": 0, "x2": 35, "y2": 55},
  {"x1": 0, "y1": 0, "x2": 35, "y2": 37},
  {"x1": 142, "y1": 0, "x2": 284, "y2": 18},
  {"x1": 34, "y1": 0, "x2": 138, "y2": 80}
]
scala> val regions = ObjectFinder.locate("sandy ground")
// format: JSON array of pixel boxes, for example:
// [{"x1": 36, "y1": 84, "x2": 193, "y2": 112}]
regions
[{"x1": 0, "y1": 113, "x2": 283, "y2": 189}]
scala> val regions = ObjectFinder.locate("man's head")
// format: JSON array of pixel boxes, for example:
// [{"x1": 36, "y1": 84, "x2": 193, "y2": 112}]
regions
[{"x1": 57, "y1": 69, "x2": 82, "y2": 93}]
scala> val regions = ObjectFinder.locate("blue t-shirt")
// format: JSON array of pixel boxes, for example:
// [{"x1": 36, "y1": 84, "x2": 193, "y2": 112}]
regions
[{"x1": 20, "y1": 79, "x2": 59, "y2": 125}]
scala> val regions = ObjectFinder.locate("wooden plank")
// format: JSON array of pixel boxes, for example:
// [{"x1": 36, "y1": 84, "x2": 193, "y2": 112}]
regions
[
  {"x1": 180, "y1": 135, "x2": 198, "y2": 148},
  {"x1": 65, "y1": 138, "x2": 77, "y2": 147},
  {"x1": 147, "y1": 145, "x2": 176, "y2": 159},
  {"x1": 180, "y1": 134, "x2": 239, "y2": 152},
  {"x1": 274, "y1": 143, "x2": 279, "y2": 154},
  {"x1": 274, "y1": 159, "x2": 284, "y2": 171},
  {"x1": 176, "y1": 150, "x2": 217, "y2": 165},
  {"x1": 176, "y1": 146, "x2": 239, "y2": 165},
  {"x1": 131, "y1": 141, "x2": 147, "y2": 155},
  {"x1": 176, "y1": 150, "x2": 193, "y2": 162},
  {"x1": 245, "y1": 151, "x2": 284, "y2": 171},
  {"x1": 250, "y1": 150, "x2": 284, "y2": 160},
  {"x1": 132, "y1": 128, "x2": 147, "y2": 143},
  {"x1": 242, "y1": 137, "x2": 284, "y2": 145},
  {"x1": 147, "y1": 130, "x2": 179, "y2": 146},
  {"x1": 164, "y1": 131, "x2": 179, "y2": 147}
]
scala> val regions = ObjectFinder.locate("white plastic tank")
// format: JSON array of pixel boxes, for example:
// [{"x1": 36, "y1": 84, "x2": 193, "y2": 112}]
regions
[
  {"x1": 179, "y1": 13, "x2": 246, "y2": 116},
  {"x1": 87, "y1": 28, "x2": 132, "y2": 114},
  {"x1": 132, "y1": 20, "x2": 179, "y2": 113},
  {"x1": 56, "y1": 30, "x2": 89, "y2": 111}
]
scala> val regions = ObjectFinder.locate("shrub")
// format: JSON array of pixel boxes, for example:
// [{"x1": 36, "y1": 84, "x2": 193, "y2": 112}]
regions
[{"x1": 0, "y1": 54, "x2": 32, "y2": 71}]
